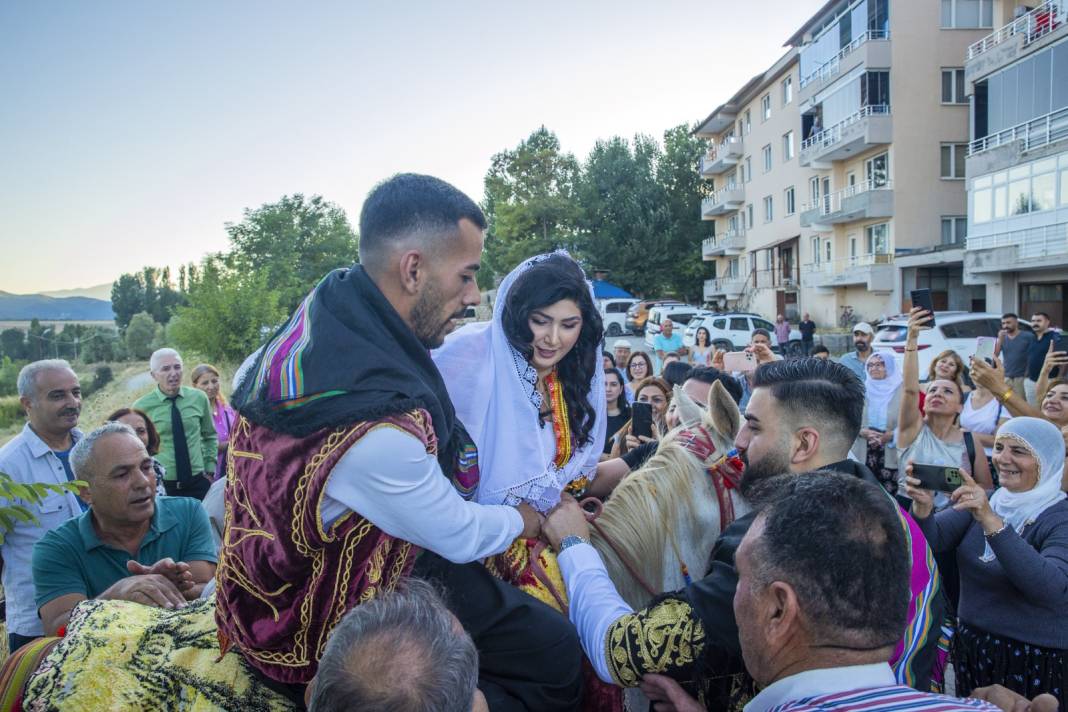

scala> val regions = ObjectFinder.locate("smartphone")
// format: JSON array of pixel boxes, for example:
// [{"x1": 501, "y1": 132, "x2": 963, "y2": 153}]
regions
[
  {"x1": 975, "y1": 336, "x2": 997, "y2": 364},
  {"x1": 724, "y1": 350, "x2": 758, "y2": 373},
  {"x1": 631, "y1": 402, "x2": 654, "y2": 439},
  {"x1": 910, "y1": 288, "x2": 937, "y2": 327},
  {"x1": 911, "y1": 463, "x2": 963, "y2": 493}
]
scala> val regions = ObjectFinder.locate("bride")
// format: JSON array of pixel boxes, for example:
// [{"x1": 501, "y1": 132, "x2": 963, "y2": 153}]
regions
[{"x1": 433, "y1": 251, "x2": 606, "y2": 512}]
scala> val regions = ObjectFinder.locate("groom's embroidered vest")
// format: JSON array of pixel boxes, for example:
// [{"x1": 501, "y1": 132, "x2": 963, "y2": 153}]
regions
[{"x1": 214, "y1": 409, "x2": 438, "y2": 684}]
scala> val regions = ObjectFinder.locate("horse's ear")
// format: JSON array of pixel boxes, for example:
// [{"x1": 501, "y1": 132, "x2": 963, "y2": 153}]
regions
[
  {"x1": 672, "y1": 384, "x2": 704, "y2": 427},
  {"x1": 706, "y1": 380, "x2": 742, "y2": 441}
]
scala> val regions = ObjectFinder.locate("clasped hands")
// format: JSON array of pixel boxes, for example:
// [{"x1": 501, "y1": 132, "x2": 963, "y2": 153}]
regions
[
  {"x1": 517, "y1": 494, "x2": 592, "y2": 551},
  {"x1": 102, "y1": 557, "x2": 200, "y2": 609}
]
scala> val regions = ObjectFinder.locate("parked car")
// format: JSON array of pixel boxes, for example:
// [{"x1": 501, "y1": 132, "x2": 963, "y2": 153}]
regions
[
  {"x1": 872, "y1": 312, "x2": 1034, "y2": 379},
  {"x1": 644, "y1": 305, "x2": 703, "y2": 348},
  {"x1": 599, "y1": 298, "x2": 639, "y2": 337},
  {"x1": 626, "y1": 299, "x2": 686, "y2": 335},
  {"x1": 684, "y1": 312, "x2": 804, "y2": 355}
]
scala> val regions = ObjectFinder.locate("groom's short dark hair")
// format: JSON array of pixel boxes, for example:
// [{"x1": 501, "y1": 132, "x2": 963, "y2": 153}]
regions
[{"x1": 358, "y1": 173, "x2": 486, "y2": 275}]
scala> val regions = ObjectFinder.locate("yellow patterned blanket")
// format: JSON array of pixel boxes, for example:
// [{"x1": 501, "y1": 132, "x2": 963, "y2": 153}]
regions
[
  {"x1": 23, "y1": 596, "x2": 295, "y2": 712},
  {"x1": 487, "y1": 537, "x2": 569, "y2": 613}
]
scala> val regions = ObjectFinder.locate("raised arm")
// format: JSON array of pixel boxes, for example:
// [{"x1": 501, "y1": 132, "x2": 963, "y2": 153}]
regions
[
  {"x1": 897, "y1": 308, "x2": 931, "y2": 450},
  {"x1": 970, "y1": 356, "x2": 1044, "y2": 419},
  {"x1": 1035, "y1": 344, "x2": 1068, "y2": 406}
]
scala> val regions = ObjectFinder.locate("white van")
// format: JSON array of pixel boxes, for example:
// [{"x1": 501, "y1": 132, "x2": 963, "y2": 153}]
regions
[{"x1": 600, "y1": 299, "x2": 638, "y2": 336}]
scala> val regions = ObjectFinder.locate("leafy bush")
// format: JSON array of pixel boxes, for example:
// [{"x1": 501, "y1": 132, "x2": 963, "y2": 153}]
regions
[
  {"x1": 0, "y1": 471, "x2": 87, "y2": 544},
  {"x1": 92, "y1": 365, "x2": 113, "y2": 392},
  {"x1": 0, "y1": 396, "x2": 24, "y2": 430}
]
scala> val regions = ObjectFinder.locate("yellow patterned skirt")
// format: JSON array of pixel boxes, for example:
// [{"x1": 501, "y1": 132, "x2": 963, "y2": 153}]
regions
[{"x1": 23, "y1": 595, "x2": 295, "y2": 712}]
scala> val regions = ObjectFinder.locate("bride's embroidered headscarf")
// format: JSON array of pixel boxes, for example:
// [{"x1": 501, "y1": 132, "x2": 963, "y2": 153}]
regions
[{"x1": 433, "y1": 251, "x2": 606, "y2": 512}]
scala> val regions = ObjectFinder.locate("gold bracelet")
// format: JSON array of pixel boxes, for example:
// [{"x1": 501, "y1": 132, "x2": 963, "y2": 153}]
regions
[
  {"x1": 997, "y1": 388, "x2": 1013, "y2": 403},
  {"x1": 904, "y1": 347, "x2": 917, "y2": 352}
]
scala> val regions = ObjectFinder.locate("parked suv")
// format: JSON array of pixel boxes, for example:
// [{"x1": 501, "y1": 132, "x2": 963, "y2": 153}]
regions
[
  {"x1": 599, "y1": 298, "x2": 638, "y2": 337},
  {"x1": 684, "y1": 312, "x2": 804, "y2": 355},
  {"x1": 643, "y1": 305, "x2": 702, "y2": 348},
  {"x1": 872, "y1": 312, "x2": 1034, "y2": 378},
  {"x1": 626, "y1": 299, "x2": 685, "y2": 335}
]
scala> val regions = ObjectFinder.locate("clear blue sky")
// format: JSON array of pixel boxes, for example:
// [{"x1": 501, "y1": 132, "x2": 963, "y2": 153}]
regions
[{"x1": 0, "y1": 0, "x2": 819, "y2": 294}]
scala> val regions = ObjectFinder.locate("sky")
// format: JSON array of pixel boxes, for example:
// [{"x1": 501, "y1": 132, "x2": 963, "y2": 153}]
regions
[{"x1": 0, "y1": 0, "x2": 820, "y2": 295}]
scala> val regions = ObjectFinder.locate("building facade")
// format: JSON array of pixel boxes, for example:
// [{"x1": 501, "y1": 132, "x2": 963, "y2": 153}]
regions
[
  {"x1": 697, "y1": 0, "x2": 991, "y2": 327},
  {"x1": 963, "y1": 0, "x2": 1068, "y2": 327}
]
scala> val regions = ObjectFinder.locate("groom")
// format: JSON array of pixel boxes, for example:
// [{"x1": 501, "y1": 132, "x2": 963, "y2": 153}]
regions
[{"x1": 216, "y1": 174, "x2": 583, "y2": 710}]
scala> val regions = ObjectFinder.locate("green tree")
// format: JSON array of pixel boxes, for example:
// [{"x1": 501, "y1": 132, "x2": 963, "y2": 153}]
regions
[
  {"x1": 0, "y1": 356, "x2": 21, "y2": 397},
  {"x1": 170, "y1": 257, "x2": 286, "y2": 363},
  {"x1": 225, "y1": 194, "x2": 358, "y2": 315},
  {"x1": 125, "y1": 311, "x2": 158, "y2": 360},
  {"x1": 80, "y1": 326, "x2": 121, "y2": 364},
  {"x1": 655, "y1": 125, "x2": 713, "y2": 302},
  {"x1": 482, "y1": 127, "x2": 582, "y2": 285},
  {"x1": 111, "y1": 273, "x2": 145, "y2": 329},
  {"x1": 26, "y1": 319, "x2": 48, "y2": 361},
  {"x1": 0, "y1": 328, "x2": 26, "y2": 361}
]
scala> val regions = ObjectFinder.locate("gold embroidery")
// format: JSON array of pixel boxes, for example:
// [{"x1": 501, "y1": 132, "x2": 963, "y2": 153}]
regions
[{"x1": 604, "y1": 598, "x2": 706, "y2": 687}]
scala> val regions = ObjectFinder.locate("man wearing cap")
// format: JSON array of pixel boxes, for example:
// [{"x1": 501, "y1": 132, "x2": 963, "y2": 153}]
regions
[
  {"x1": 612, "y1": 340, "x2": 632, "y2": 390},
  {"x1": 839, "y1": 322, "x2": 874, "y2": 383}
]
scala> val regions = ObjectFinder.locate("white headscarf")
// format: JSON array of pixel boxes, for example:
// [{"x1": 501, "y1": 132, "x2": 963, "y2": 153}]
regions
[
  {"x1": 431, "y1": 251, "x2": 606, "y2": 512},
  {"x1": 864, "y1": 352, "x2": 902, "y2": 422},
  {"x1": 984, "y1": 417, "x2": 1067, "y2": 559}
]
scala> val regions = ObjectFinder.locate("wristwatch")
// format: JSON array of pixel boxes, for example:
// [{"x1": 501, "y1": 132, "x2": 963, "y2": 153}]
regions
[{"x1": 558, "y1": 535, "x2": 590, "y2": 553}]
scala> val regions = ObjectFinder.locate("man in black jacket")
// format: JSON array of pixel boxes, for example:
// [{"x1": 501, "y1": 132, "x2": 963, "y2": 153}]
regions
[{"x1": 545, "y1": 359, "x2": 945, "y2": 711}]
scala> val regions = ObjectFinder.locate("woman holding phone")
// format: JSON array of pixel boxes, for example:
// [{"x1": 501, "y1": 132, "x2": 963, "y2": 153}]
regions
[
  {"x1": 609, "y1": 376, "x2": 672, "y2": 459},
  {"x1": 905, "y1": 417, "x2": 1068, "y2": 699}
]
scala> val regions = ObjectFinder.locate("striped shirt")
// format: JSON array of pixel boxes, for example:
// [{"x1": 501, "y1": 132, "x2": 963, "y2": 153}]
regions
[
  {"x1": 746, "y1": 664, "x2": 1000, "y2": 712},
  {"x1": 769, "y1": 686, "x2": 1001, "y2": 711}
]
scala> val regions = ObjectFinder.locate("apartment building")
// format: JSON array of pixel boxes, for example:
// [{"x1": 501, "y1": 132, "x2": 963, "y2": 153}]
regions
[
  {"x1": 696, "y1": 50, "x2": 806, "y2": 321},
  {"x1": 962, "y1": 0, "x2": 1068, "y2": 327},
  {"x1": 696, "y1": 0, "x2": 990, "y2": 327}
]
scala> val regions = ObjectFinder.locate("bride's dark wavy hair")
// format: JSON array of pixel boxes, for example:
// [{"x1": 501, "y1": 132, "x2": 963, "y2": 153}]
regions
[{"x1": 502, "y1": 254, "x2": 603, "y2": 447}]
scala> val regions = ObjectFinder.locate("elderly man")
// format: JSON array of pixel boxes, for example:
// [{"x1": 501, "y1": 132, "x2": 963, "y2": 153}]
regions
[
  {"x1": 653, "y1": 319, "x2": 687, "y2": 373},
  {"x1": 307, "y1": 578, "x2": 488, "y2": 712},
  {"x1": 839, "y1": 322, "x2": 875, "y2": 382},
  {"x1": 31, "y1": 422, "x2": 216, "y2": 636},
  {"x1": 644, "y1": 472, "x2": 999, "y2": 712},
  {"x1": 133, "y1": 348, "x2": 216, "y2": 500},
  {"x1": 613, "y1": 339, "x2": 632, "y2": 374},
  {"x1": 0, "y1": 360, "x2": 85, "y2": 652},
  {"x1": 217, "y1": 174, "x2": 578, "y2": 710},
  {"x1": 545, "y1": 359, "x2": 945, "y2": 709}
]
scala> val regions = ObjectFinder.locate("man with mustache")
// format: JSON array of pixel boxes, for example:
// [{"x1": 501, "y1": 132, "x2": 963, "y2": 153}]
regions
[
  {"x1": 545, "y1": 359, "x2": 944, "y2": 710},
  {"x1": 134, "y1": 348, "x2": 217, "y2": 500},
  {"x1": 0, "y1": 359, "x2": 86, "y2": 652},
  {"x1": 839, "y1": 321, "x2": 875, "y2": 383},
  {"x1": 31, "y1": 422, "x2": 217, "y2": 635},
  {"x1": 216, "y1": 174, "x2": 579, "y2": 711}
]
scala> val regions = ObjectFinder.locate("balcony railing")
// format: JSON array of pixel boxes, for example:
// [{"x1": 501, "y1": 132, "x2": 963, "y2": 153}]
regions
[
  {"x1": 968, "y1": 105, "x2": 1068, "y2": 157},
  {"x1": 699, "y1": 136, "x2": 744, "y2": 175},
  {"x1": 701, "y1": 186, "x2": 745, "y2": 217},
  {"x1": 967, "y1": 0, "x2": 1065, "y2": 60},
  {"x1": 704, "y1": 276, "x2": 747, "y2": 296},
  {"x1": 799, "y1": 30, "x2": 890, "y2": 88},
  {"x1": 802, "y1": 105, "x2": 891, "y2": 153},
  {"x1": 967, "y1": 223, "x2": 1068, "y2": 260},
  {"x1": 804, "y1": 252, "x2": 894, "y2": 274},
  {"x1": 801, "y1": 179, "x2": 894, "y2": 217}
]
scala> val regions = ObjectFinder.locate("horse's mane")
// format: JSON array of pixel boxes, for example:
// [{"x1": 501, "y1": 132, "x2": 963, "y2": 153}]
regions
[{"x1": 590, "y1": 382, "x2": 739, "y2": 607}]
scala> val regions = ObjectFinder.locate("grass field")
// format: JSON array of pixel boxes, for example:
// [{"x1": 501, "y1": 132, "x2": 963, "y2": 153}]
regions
[{"x1": 0, "y1": 321, "x2": 114, "y2": 332}]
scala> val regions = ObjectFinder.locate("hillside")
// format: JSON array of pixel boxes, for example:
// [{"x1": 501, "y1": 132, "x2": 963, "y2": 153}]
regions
[
  {"x1": 40, "y1": 283, "x2": 114, "y2": 301},
  {"x1": 0, "y1": 291, "x2": 114, "y2": 321}
]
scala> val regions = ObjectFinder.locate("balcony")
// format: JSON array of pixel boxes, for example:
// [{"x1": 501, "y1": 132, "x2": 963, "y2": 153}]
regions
[
  {"x1": 799, "y1": 106, "x2": 892, "y2": 168},
  {"x1": 799, "y1": 180, "x2": 894, "y2": 229},
  {"x1": 702, "y1": 230, "x2": 747, "y2": 259},
  {"x1": 968, "y1": 105, "x2": 1068, "y2": 159},
  {"x1": 701, "y1": 186, "x2": 746, "y2": 218},
  {"x1": 704, "y1": 276, "x2": 747, "y2": 301},
  {"x1": 699, "y1": 137, "x2": 745, "y2": 177},
  {"x1": 966, "y1": 0, "x2": 1065, "y2": 81},
  {"x1": 801, "y1": 253, "x2": 895, "y2": 292},
  {"x1": 798, "y1": 30, "x2": 892, "y2": 103},
  {"x1": 965, "y1": 223, "x2": 1068, "y2": 275}
]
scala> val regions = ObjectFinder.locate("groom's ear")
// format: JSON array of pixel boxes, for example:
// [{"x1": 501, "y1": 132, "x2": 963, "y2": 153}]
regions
[{"x1": 397, "y1": 249, "x2": 428, "y2": 295}]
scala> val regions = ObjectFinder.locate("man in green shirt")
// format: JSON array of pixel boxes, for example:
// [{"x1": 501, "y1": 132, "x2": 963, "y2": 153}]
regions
[
  {"x1": 133, "y1": 348, "x2": 217, "y2": 500},
  {"x1": 32, "y1": 422, "x2": 217, "y2": 636}
]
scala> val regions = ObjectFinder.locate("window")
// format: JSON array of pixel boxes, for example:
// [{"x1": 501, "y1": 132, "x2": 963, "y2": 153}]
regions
[
  {"x1": 866, "y1": 223, "x2": 889, "y2": 254},
  {"x1": 940, "y1": 319, "x2": 993, "y2": 339},
  {"x1": 761, "y1": 94, "x2": 771, "y2": 121},
  {"x1": 785, "y1": 187, "x2": 796, "y2": 215},
  {"x1": 941, "y1": 0, "x2": 993, "y2": 28},
  {"x1": 764, "y1": 250, "x2": 773, "y2": 270},
  {"x1": 781, "y1": 76, "x2": 793, "y2": 106},
  {"x1": 746, "y1": 204, "x2": 755, "y2": 229},
  {"x1": 811, "y1": 236, "x2": 821, "y2": 263},
  {"x1": 754, "y1": 318, "x2": 775, "y2": 332},
  {"x1": 941, "y1": 68, "x2": 967, "y2": 104},
  {"x1": 762, "y1": 144, "x2": 772, "y2": 172},
  {"x1": 940, "y1": 144, "x2": 967, "y2": 179},
  {"x1": 744, "y1": 109, "x2": 752, "y2": 134},
  {"x1": 763, "y1": 196, "x2": 774, "y2": 223},
  {"x1": 866, "y1": 153, "x2": 889, "y2": 186},
  {"x1": 940, "y1": 216, "x2": 967, "y2": 245},
  {"x1": 825, "y1": 239, "x2": 832, "y2": 263},
  {"x1": 809, "y1": 176, "x2": 821, "y2": 203},
  {"x1": 729, "y1": 317, "x2": 748, "y2": 331},
  {"x1": 782, "y1": 131, "x2": 795, "y2": 162},
  {"x1": 712, "y1": 319, "x2": 726, "y2": 330},
  {"x1": 744, "y1": 156, "x2": 752, "y2": 183}
]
